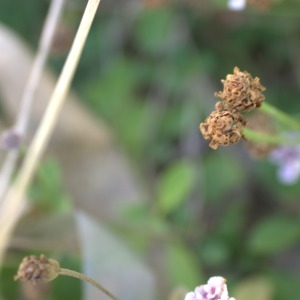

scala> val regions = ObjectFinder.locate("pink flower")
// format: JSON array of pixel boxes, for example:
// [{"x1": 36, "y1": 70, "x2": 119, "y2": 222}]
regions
[
  {"x1": 184, "y1": 276, "x2": 236, "y2": 300},
  {"x1": 270, "y1": 146, "x2": 300, "y2": 184},
  {"x1": 1, "y1": 128, "x2": 22, "y2": 150}
]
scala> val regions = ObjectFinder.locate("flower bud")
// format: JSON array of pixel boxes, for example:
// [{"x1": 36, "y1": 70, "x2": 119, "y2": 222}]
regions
[
  {"x1": 215, "y1": 66, "x2": 265, "y2": 113},
  {"x1": 14, "y1": 254, "x2": 60, "y2": 284},
  {"x1": 200, "y1": 110, "x2": 247, "y2": 149}
]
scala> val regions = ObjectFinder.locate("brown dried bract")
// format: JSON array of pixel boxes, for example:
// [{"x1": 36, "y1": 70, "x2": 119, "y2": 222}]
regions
[
  {"x1": 14, "y1": 254, "x2": 60, "y2": 284},
  {"x1": 199, "y1": 110, "x2": 247, "y2": 149},
  {"x1": 215, "y1": 67, "x2": 266, "y2": 113}
]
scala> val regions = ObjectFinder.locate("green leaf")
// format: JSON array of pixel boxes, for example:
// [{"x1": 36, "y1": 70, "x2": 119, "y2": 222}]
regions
[
  {"x1": 30, "y1": 158, "x2": 72, "y2": 212},
  {"x1": 157, "y1": 160, "x2": 197, "y2": 214},
  {"x1": 247, "y1": 216, "x2": 300, "y2": 255},
  {"x1": 267, "y1": 270, "x2": 300, "y2": 300},
  {"x1": 199, "y1": 237, "x2": 231, "y2": 267},
  {"x1": 166, "y1": 241, "x2": 203, "y2": 288},
  {"x1": 85, "y1": 58, "x2": 143, "y2": 121},
  {"x1": 52, "y1": 255, "x2": 82, "y2": 300},
  {"x1": 203, "y1": 154, "x2": 245, "y2": 203},
  {"x1": 134, "y1": 9, "x2": 174, "y2": 54}
]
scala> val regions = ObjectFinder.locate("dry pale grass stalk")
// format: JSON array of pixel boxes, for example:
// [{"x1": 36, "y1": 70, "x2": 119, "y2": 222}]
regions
[
  {"x1": 0, "y1": 0, "x2": 66, "y2": 203},
  {"x1": 0, "y1": 0, "x2": 101, "y2": 264}
]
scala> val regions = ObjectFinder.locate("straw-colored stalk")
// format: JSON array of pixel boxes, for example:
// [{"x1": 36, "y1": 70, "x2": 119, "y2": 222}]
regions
[
  {"x1": 0, "y1": 0, "x2": 66, "y2": 204},
  {"x1": 0, "y1": 0, "x2": 101, "y2": 264}
]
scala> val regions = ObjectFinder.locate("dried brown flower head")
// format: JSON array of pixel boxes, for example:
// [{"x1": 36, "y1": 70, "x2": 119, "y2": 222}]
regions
[
  {"x1": 215, "y1": 67, "x2": 266, "y2": 112},
  {"x1": 14, "y1": 254, "x2": 60, "y2": 284},
  {"x1": 15, "y1": 254, "x2": 118, "y2": 300},
  {"x1": 200, "y1": 110, "x2": 247, "y2": 149}
]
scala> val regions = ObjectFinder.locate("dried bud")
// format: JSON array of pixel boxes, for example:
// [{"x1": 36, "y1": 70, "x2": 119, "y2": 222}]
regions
[
  {"x1": 215, "y1": 66, "x2": 266, "y2": 112},
  {"x1": 200, "y1": 110, "x2": 247, "y2": 149},
  {"x1": 14, "y1": 255, "x2": 60, "y2": 284}
]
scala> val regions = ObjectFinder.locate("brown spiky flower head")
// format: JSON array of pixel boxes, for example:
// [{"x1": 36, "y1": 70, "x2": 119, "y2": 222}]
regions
[
  {"x1": 215, "y1": 67, "x2": 266, "y2": 113},
  {"x1": 200, "y1": 110, "x2": 247, "y2": 149},
  {"x1": 14, "y1": 254, "x2": 61, "y2": 284}
]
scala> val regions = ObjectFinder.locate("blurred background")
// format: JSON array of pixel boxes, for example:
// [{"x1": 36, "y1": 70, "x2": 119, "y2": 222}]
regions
[{"x1": 1, "y1": 0, "x2": 300, "y2": 299}]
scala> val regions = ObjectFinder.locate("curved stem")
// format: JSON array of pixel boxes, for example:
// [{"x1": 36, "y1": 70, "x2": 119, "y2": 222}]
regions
[
  {"x1": 59, "y1": 268, "x2": 118, "y2": 300},
  {"x1": 243, "y1": 127, "x2": 300, "y2": 146},
  {"x1": 260, "y1": 102, "x2": 300, "y2": 131}
]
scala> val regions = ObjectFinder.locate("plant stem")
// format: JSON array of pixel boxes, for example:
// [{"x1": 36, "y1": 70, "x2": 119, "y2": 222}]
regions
[
  {"x1": 0, "y1": 0, "x2": 101, "y2": 264},
  {"x1": 260, "y1": 102, "x2": 300, "y2": 131},
  {"x1": 243, "y1": 127, "x2": 300, "y2": 146},
  {"x1": 59, "y1": 268, "x2": 118, "y2": 300},
  {"x1": 0, "y1": 0, "x2": 66, "y2": 204}
]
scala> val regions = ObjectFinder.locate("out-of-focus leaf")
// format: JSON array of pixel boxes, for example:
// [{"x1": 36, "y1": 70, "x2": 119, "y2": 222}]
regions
[
  {"x1": 166, "y1": 241, "x2": 203, "y2": 288},
  {"x1": 29, "y1": 158, "x2": 72, "y2": 212},
  {"x1": 116, "y1": 101, "x2": 155, "y2": 157},
  {"x1": 233, "y1": 276, "x2": 274, "y2": 300},
  {"x1": 123, "y1": 203, "x2": 170, "y2": 252},
  {"x1": 199, "y1": 237, "x2": 231, "y2": 267},
  {"x1": 157, "y1": 160, "x2": 197, "y2": 214},
  {"x1": 0, "y1": 265, "x2": 19, "y2": 299},
  {"x1": 247, "y1": 216, "x2": 300, "y2": 255},
  {"x1": 203, "y1": 154, "x2": 245, "y2": 202},
  {"x1": 217, "y1": 202, "x2": 245, "y2": 240},
  {"x1": 133, "y1": 9, "x2": 175, "y2": 54},
  {"x1": 85, "y1": 58, "x2": 144, "y2": 121},
  {"x1": 52, "y1": 255, "x2": 81, "y2": 300},
  {"x1": 267, "y1": 270, "x2": 300, "y2": 300}
]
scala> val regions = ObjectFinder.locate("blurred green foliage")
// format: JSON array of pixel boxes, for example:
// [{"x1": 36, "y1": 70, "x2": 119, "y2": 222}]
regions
[
  {"x1": 157, "y1": 160, "x2": 197, "y2": 214},
  {"x1": 30, "y1": 158, "x2": 72, "y2": 212},
  {"x1": 2, "y1": 0, "x2": 300, "y2": 299}
]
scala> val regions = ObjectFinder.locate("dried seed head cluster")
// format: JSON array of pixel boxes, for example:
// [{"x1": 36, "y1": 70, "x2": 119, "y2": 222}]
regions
[
  {"x1": 14, "y1": 254, "x2": 60, "y2": 284},
  {"x1": 215, "y1": 67, "x2": 265, "y2": 113},
  {"x1": 200, "y1": 110, "x2": 246, "y2": 149},
  {"x1": 200, "y1": 67, "x2": 266, "y2": 149}
]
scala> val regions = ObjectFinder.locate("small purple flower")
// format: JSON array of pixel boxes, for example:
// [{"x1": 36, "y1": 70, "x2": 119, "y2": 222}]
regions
[
  {"x1": 269, "y1": 146, "x2": 300, "y2": 185},
  {"x1": 1, "y1": 128, "x2": 22, "y2": 151},
  {"x1": 184, "y1": 276, "x2": 236, "y2": 300}
]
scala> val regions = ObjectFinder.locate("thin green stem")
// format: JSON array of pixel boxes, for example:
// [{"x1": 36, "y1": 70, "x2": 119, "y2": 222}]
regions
[
  {"x1": 260, "y1": 102, "x2": 300, "y2": 131},
  {"x1": 243, "y1": 128, "x2": 300, "y2": 146},
  {"x1": 59, "y1": 268, "x2": 118, "y2": 300}
]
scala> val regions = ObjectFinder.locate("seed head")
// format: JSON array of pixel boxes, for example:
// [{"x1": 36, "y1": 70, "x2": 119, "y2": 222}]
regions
[
  {"x1": 200, "y1": 110, "x2": 247, "y2": 149},
  {"x1": 215, "y1": 66, "x2": 266, "y2": 112},
  {"x1": 14, "y1": 254, "x2": 60, "y2": 284}
]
